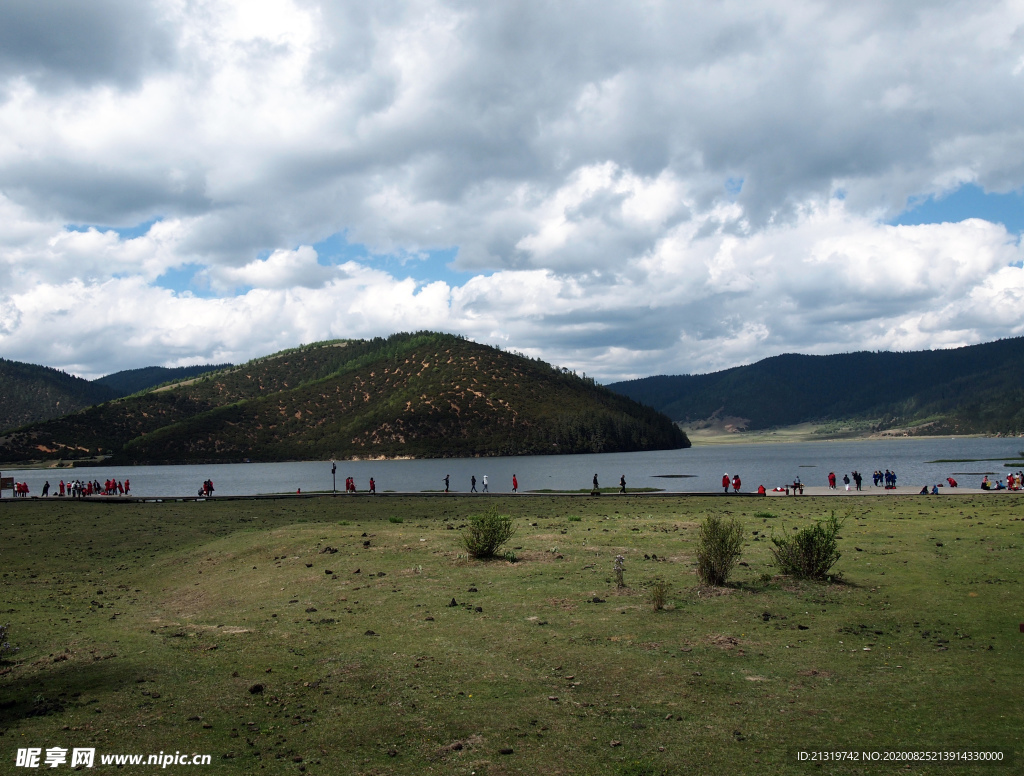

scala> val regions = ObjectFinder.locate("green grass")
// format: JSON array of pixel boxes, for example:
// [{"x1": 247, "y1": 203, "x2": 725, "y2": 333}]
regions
[{"x1": 1, "y1": 495, "x2": 1021, "y2": 774}]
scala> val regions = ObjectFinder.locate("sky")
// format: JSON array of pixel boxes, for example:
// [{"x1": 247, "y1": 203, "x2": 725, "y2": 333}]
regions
[{"x1": 1, "y1": 0, "x2": 1024, "y2": 382}]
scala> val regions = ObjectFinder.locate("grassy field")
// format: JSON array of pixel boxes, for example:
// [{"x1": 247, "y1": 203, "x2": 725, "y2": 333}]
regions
[{"x1": 1, "y1": 494, "x2": 1021, "y2": 775}]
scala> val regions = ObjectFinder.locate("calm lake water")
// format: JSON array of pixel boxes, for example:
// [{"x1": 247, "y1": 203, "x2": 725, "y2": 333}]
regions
[{"x1": 5, "y1": 437, "x2": 1024, "y2": 498}]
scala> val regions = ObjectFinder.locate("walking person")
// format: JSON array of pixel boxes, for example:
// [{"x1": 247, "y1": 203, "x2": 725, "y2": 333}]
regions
[
  {"x1": 843, "y1": 473, "x2": 850, "y2": 491},
  {"x1": 482, "y1": 474, "x2": 488, "y2": 492},
  {"x1": 512, "y1": 474, "x2": 518, "y2": 493},
  {"x1": 444, "y1": 474, "x2": 450, "y2": 493},
  {"x1": 722, "y1": 473, "x2": 730, "y2": 494},
  {"x1": 42, "y1": 481, "x2": 50, "y2": 497},
  {"x1": 619, "y1": 475, "x2": 626, "y2": 494},
  {"x1": 471, "y1": 475, "x2": 477, "y2": 493},
  {"x1": 732, "y1": 474, "x2": 741, "y2": 493},
  {"x1": 592, "y1": 473, "x2": 600, "y2": 495},
  {"x1": 369, "y1": 477, "x2": 375, "y2": 494}
]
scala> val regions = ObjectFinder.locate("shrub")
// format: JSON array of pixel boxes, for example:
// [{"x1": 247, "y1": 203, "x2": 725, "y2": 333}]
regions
[
  {"x1": 754, "y1": 511, "x2": 777, "y2": 519},
  {"x1": 695, "y1": 514, "x2": 744, "y2": 586},
  {"x1": 649, "y1": 580, "x2": 669, "y2": 611},
  {"x1": 567, "y1": 515, "x2": 582, "y2": 522},
  {"x1": 0, "y1": 623, "x2": 17, "y2": 660},
  {"x1": 388, "y1": 516, "x2": 404, "y2": 524},
  {"x1": 770, "y1": 511, "x2": 844, "y2": 579},
  {"x1": 462, "y1": 508, "x2": 516, "y2": 559}
]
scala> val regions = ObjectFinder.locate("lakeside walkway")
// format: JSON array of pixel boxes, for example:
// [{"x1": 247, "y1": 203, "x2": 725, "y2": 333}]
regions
[{"x1": 3, "y1": 486, "x2": 1022, "y2": 503}]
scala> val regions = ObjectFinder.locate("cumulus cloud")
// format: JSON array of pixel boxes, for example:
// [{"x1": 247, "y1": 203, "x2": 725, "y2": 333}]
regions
[{"x1": 0, "y1": 0, "x2": 1023, "y2": 379}]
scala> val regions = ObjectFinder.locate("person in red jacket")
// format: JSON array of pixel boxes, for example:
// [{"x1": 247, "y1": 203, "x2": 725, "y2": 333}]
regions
[
  {"x1": 828, "y1": 472, "x2": 837, "y2": 489},
  {"x1": 757, "y1": 484, "x2": 766, "y2": 495},
  {"x1": 512, "y1": 474, "x2": 518, "y2": 493},
  {"x1": 722, "y1": 473, "x2": 730, "y2": 493},
  {"x1": 732, "y1": 474, "x2": 741, "y2": 493}
]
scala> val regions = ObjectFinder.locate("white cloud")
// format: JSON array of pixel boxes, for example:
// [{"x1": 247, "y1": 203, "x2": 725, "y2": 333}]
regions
[{"x1": 0, "y1": 1, "x2": 1023, "y2": 380}]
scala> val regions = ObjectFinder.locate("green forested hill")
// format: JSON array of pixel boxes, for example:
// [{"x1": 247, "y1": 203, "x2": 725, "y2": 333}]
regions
[
  {"x1": 606, "y1": 338, "x2": 1024, "y2": 435},
  {"x1": 0, "y1": 359, "x2": 231, "y2": 434},
  {"x1": 0, "y1": 359, "x2": 116, "y2": 433},
  {"x1": 0, "y1": 333, "x2": 688, "y2": 464}
]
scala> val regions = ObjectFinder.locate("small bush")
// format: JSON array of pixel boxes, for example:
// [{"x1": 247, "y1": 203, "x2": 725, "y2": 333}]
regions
[
  {"x1": 770, "y1": 511, "x2": 844, "y2": 579},
  {"x1": 567, "y1": 516, "x2": 582, "y2": 522},
  {"x1": 0, "y1": 623, "x2": 17, "y2": 660},
  {"x1": 388, "y1": 516, "x2": 404, "y2": 524},
  {"x1": 462, "y1": 508, "x2": 516, "y2": 559},
  {"x1": 695, "y1": 514, "x2": 744, "y2": 586},
  {"x1": 649, "y1": 580, "x2": 669, "y2": 611},
  {"x1": 754, "y1": 511, "x2": 777, "y2": 519}
]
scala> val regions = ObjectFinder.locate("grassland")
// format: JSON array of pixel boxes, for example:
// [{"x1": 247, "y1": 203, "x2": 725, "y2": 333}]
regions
[{"x1": 1, "y1": 494, "x2": 1021, "y2": 775}]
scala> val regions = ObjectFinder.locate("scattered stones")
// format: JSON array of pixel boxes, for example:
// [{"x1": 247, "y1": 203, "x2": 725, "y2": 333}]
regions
[
  {"x1": 305, "y1": 563, "x2": 313, "y2": 568},
  {"x1": 610, "y1": 740, "x2": 621, "y2": 747},
  {"x1": 319, "y1": 546, "x2": 338, "y2": 554},
  {"x1": 324, "y1": 570, "x2": 333, "y2": 575},
  {"x1": 798, "y1": 624, "x2": 809, "y2": 630},
  {"x1": 499, "y1": 747, "x2": 514, "y2": 755},
  {"x1": 364, "y1": 630, "x2": 378, "y2": 636},
  {"x1": 425, "y1": 616, "x2": 435, "y2": 621},
  {"x1": 448, "y1": 598, "x2": 458, "y2": 607},
  {"x1": 248, "y1": 684, "x2": 264, "y2": 694},
  {"x1": 592, "y1": 597, "x2": 606, "y2": 603},
  {"x1": 305, "y1": 607, "x2": 317, "y2": 613},
  {"x1": 467, "y1": 587, "x2": 478, "y2": 592},
  {"x1": 474, "y1": 606, "x2": 483, "y2": 613}
]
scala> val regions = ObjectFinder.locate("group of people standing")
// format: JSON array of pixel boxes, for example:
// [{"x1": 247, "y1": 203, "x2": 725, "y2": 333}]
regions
[
  {"x1": 722, "y1": 473, "x2": 742, "y2": 493},
  {"x1": 828, "y1": 471, "x2": 863, "y2": 491},
  {"x1": 51, "y1": 478, "x2": 130, "y2": 498},
  {"x1": 874, "y1": 470, "x2": 898, "y2": 488}
]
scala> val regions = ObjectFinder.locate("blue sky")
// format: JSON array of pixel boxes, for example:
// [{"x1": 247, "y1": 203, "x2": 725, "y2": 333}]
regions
[{"x1": 892, "y1": 184, "x2": 1024, "y2": 235}]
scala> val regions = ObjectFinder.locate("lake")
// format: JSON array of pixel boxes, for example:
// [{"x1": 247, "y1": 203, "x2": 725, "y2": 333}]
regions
[{"x1": 4, "y1": 436, "x2": 1023, "y2": 498}]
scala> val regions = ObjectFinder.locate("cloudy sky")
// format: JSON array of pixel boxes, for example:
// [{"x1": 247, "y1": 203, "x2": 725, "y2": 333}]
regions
[{"x1": 1, "y1": 0, "x2": 1023, "y2": 381}]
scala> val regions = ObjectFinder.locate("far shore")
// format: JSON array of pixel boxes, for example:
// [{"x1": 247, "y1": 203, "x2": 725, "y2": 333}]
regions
[{"x1": 684, "y1": 422, "x2": 1009, "y2": 445}]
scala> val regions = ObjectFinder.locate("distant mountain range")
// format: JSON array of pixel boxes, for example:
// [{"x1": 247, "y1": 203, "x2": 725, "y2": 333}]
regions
[
  {"x1": 0, "y1": 360, "x2": 231, "y2": 434},
  {"x1": 0, "y1": 332, "x2": 688, "y2": 464},
  {"x1": 606, "y1": 337, "x2": 1024, "y2": 436}
]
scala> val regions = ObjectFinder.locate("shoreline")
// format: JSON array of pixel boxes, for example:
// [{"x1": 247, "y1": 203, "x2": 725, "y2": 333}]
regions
[
  {"x1": 2, "y1": 486, "x2": 1021, "y2": 503},
  {"x1": 686, "y1": 429, "x2": 1007, "y2": 446}
]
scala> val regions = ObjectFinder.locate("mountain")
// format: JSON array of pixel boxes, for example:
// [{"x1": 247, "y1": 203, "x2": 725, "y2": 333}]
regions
[
  {"x1": 0, "y1": 332, "x2": 688, "y2": 464},
  {"x1": 94, "y1": 364, "x2": 233, "y2": 398},
  {"x1": 0, "y1": 358, "x2": 232, "y2": 435},
  {"x1": 0, "y1": 359, "x2": 117, "y2": 433},
  {"x1": 606, "y1": 338, "x2": 1024, "y2": 436}
]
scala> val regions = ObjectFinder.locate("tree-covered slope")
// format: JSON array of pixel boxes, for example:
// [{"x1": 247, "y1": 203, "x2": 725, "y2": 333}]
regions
[
  {"x1": 94, "y1": 363, "x2": 233, "y2": 397},
  {"x1": 0, "y1": 359, "x2": 116, "y2": 433},
  {"x1": 0, "y1": 333, "x2": 688, "y2": 464},
  {"x1": 606, "y1": 338, "x2": 1024, "y2": 435}
]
